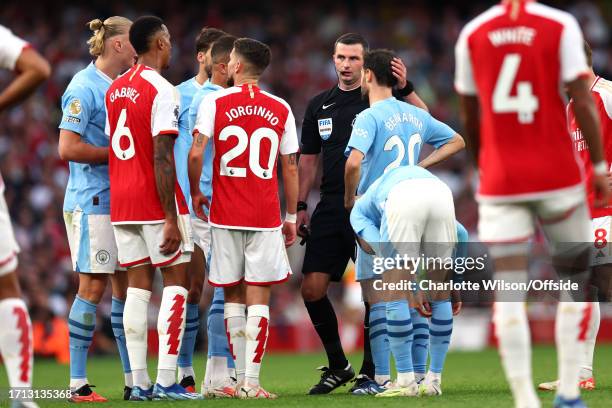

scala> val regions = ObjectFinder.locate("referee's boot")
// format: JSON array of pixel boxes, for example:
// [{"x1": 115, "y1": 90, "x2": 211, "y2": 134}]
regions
[{"x1": 308, "y1": 363, "x2": 355, "y2": 395}]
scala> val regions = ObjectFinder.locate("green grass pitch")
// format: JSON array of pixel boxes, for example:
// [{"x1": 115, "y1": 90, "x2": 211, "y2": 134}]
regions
[{"x1": 1, "y1": 345, "x2": 610, "y2": 407}]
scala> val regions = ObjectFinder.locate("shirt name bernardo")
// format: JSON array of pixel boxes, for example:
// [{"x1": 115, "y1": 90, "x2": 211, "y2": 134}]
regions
[
  {"x1": 225, "y1": 105, "x2": 280, "y2": 126},
  {"x1": 109, "y1": 87, "x2": 141, "y2": 104}
]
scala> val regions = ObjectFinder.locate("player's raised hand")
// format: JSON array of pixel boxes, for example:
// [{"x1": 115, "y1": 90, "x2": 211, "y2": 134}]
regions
[
  {"x1": 593, "y1": 173, "x2": 610, "y2": 208},
  {"x1": 191, "y1": 191, "x2": 210, "y2": 221},
  {"x1": 282, "y1": 220, "x2": 297, "y2": 247},
  {"x1": 160, "y1": 219, "x2": 181, "y2": 255},
  {"x1": 391, "y1": 57, "x2": 407, "y2": 89}
]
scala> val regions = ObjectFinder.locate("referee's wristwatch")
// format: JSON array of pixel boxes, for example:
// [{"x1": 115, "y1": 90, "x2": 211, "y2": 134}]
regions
[{"x1": 297, "y1": 201, "x2": 308, "y2": 212}]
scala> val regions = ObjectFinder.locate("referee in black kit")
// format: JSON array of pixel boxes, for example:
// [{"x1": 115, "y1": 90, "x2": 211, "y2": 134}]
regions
[{"x1": 298, "y1": 33, "x2": 428, "y2": 395}]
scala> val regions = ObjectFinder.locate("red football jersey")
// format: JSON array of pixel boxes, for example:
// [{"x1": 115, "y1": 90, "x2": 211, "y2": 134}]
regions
[
  {"x1": 105, "y1": 64, "x2": 189, "y2": 224},
  {"x1": 193, "y1": 84, "x2": 299, "y2": 230},
  {"x1": 569, "y1": 76, "x2": 612, "y2": 218},
  {"x1": 455, "y1": 0, "x2": 589, "y2": 201}
]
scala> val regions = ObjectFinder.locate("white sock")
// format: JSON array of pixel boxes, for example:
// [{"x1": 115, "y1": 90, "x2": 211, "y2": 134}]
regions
[
  {"x1": 426, "y1": 371, "x2": 441, "y2": 384},
  {"x1": 124, "y1": 373, "x2": 133, "y2": 388},
  {"x1": 178, "y1": 366, "x2": 195, "y2": 382},
  {"x1": 157, "y1": 286, "x2": 188, "y2": 386},
  {"x1": 245, "y1": 305, "x2": 270, "y2": 387},
  {"x1": 132, "y1": 369, "x2": 151, "y2": 389},
  {"x1": 375, "y1": 374, "x2": 390, "y2": 385},
  {"x1": 209, "y1": 356, "x2": 231, "y2": 387},
  {"x1": 397, "y1": 372, "x2": 415, "y2": 387},
  {"x1": 124, "y1": 288, "x2": 151, "y2": 388},
  {"x1": 557, "y1": 302, "x2": 591, "y2": 400},
  {"x1": 0, "y1": 298, "x2": 33, "y2": 388},
  {"x1": 203, "y1": 357, "x2": 212, "y2": 388},
  {"x1": 580, "y1": 302, "x2": 599, "y2": 380},
  {"x1": 224, "y1": 303, "x2": 246, "y2": 384},
  {"x1": 69, "y1": 378, "x2": 88, "y2": 390},
  {"x1": 415, "y1": 372, "x2": 425, "y2": 384},
  {"x1": 493, "y1": 302, "x2": 539, "y2": 408}
]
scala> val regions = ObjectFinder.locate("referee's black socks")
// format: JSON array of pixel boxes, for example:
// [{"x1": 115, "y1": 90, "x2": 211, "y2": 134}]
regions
[
  {"x1": 359, "y1": 301, "x2": 375, "y2": 379},
  {"x1": 304, "y1": 295, "x2": 348, "y2": 369}
]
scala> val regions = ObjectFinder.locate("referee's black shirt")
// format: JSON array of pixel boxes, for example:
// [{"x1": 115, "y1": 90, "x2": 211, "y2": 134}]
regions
[{"x1": 300, "y1": 86, "x2": 367, "y2": 196}]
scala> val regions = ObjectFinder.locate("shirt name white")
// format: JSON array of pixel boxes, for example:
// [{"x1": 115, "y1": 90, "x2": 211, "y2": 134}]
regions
[
  {"x1": 488, "y1": 26, "x2": 536, "y2": 47},
  {"x1": 384, "y1": 112, "x2": 423, "y2": 132},
  {"x1": 225, "y1": 105, "x2": 280, "y2": 126},
  {"x1": 109, "y1": 87, "x2": 140, "y2": 104}
]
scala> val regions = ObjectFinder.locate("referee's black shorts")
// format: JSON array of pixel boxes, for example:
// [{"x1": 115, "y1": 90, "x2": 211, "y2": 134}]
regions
[{"x1": 302, "y1": 194, "x2": 356, "y2": 282}]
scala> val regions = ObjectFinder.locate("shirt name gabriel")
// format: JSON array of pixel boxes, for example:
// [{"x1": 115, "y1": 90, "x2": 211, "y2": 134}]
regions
[
  {"x1": 108, "y1": 87, "x2": 141, "y2": 104},
  {"x1": 225, "y1": 105, "x2": 280, "y2": 126}
]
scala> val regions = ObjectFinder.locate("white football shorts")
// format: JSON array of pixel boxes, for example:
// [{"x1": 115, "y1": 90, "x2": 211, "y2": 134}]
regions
[
  {"x1": 113, "y1": 214, "x2": 193, "y2": 268},
  {"x1": 64, "y1": 209, "x2": 119, "y2": 273},
  {"x1": 208, "y1": 227, "x2": 291, "y2": 286},
  {"x1": 0, "y1": 190, "x2": 19, "y2": 276}
]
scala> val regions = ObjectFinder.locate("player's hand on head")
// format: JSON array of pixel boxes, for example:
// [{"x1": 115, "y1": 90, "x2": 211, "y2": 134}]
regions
[
  {"x1": 296, "y1": 211, "x2": 310, "y2": 238},
  {"x1": 282, "y1": 221, "x2": 297, "y2": 247},
  {"x1": 391, "y1": 57, "x2": 407, "y2": 89},
  {"x1": 191, "y1": 192, "x2": 209, "y2": 221},
  {"x1": 593, "y1": 173, "x2": 610, "y2": 208},
  {"x1": 160, "y1": 220, "x2": 181, "y2": 255}
]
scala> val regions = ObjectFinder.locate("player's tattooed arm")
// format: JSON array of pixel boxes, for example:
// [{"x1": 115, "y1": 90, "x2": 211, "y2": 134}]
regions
[{"x1": 154, "y1": 134, "x2": 178, "y2": 221}]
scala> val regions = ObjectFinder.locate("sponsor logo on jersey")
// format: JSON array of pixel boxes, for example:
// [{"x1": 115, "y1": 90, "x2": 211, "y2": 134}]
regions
[
  {"x1": 69, "y1": 99, "x2": 82, "y2": 115},
  {"x1": 318, "y1": 118, "x2": 333, "y2": 140}
]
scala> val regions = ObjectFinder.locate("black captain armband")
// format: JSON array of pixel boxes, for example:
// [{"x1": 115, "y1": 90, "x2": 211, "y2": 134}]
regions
[
  {"x1": 397, "y1": 80, "x2": 415, "y2": 97},
  {"x1": 297, "y1": 201, "x2": 308, "y2": 212}
]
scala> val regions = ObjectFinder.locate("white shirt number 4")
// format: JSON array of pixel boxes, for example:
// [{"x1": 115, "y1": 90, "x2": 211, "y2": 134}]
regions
[
  {"x1": 219, "y1": 125, "x2": 279, "y2": 179},
  {"x1": 492, "y1": 54, "x2": 539, "y2": 124},
  {"x1": 111, "y1": 108, "x2": 135, "y2": 160}
]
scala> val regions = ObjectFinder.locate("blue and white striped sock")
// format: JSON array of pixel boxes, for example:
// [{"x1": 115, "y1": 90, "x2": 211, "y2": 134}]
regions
[
  {"x1": 111, "y1": 297, "x2": 132, "y2": 386},
  {"x1": 429, "y1": 300, "x2": 453, "y2": 374},
  {"x1": 410, "y1": 307, "x2": 429, "y2": 381},
  {"x1": 178, "y1": 303, "x2": 199, "y2": 379},
  {"x1": 386, "y1": 300, "x2": 414, "y2": 381},
  {"x1": 69, "y1": 296, "x2": 96, "y2": 387},
  {"x1": 208, "y1": 288, "x2": 234, "y2": 369},
  {"x1": 369, "y1": 302, "x2": 390, "y2": 379}
]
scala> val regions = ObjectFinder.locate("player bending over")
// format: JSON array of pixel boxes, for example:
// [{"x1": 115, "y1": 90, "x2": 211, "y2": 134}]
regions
[
  {"x1": 455, "y1": 1, "x2": 609, "y2": 407},
  {"x1": 58, "y1": 17, "x2": 136, "y2": 402},
  {"x1": 173, "y1": 26, "x2": 229, "y2": 394},
  {"x1": 0, "y1": 23, "x2": 50, "y2": 408},
  {"x1": 539, "y1": 40, "x2": 612, "y2": 393},
  {"x1": 349, "y1": 165, "x2": 457, "y2": 397},
  {"x1": 190, "y1": 38, "x2": 299, "y2": 399},
  {"x1": 187, "y1": 33, "x2": 238, "y2": 397},
  {"x1": 344, "y1": 48, "x2": 464, "y2": 394},
  {"x1": 105, "y1": 16, "x2": 201, "y2": 401}
]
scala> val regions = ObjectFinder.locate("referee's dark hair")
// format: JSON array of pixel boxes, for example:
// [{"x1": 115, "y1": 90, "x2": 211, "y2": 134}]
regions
[
  {"x1": 334, "y1": 33, "x2": 369, "y2": 54},
  {"x1": 234, "y1": 38, "x2": 271, "y2": 76},
  {"x1": 211, "y1": 35, "x2": 236, "y2": 64},
  {"x1": 364, "y1": 49, "x2": 398, "y2": 88},
  {"x1": 195, "y1": 27, "x2": 226, "y2": 54},
  {"x1": 129, "y1": 15, "x2": 165, "y2": 55}
]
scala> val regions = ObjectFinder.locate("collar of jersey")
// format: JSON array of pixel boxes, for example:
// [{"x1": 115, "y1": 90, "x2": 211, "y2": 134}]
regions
[
  {"x1": 90, "y1": 62, "x2": 112, "y2": 84},
  {"x1": 370, "y1": 96, "x2": 395, "y2": 107},
  {"x1": 203, "y1": 79, "x2": 222, "y2": 91}
]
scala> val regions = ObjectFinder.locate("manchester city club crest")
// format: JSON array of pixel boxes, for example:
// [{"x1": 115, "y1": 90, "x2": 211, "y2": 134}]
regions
[
  {"x1": 318, "y1": 118, "x2": 333, "y2": 140},
  {"x1": 95, "y1": 250, "x2": 110, "y2": 265}
]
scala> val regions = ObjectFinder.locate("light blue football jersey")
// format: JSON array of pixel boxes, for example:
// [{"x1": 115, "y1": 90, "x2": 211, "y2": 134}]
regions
[
  {"x1": 176, "y1": 77, "x2": 204, "y2": 210},
  {"x1": 350, "y1": 165, "x2": 467, "y2": 256},
  {"x1": 188, "y1": 80, "x2": 223, "y2": 215},
  {"x1": 59, "y1": 62, "x2": 113, "y2": 214},
  {"x1": 345, "y1": 97, "x2": 456, "y2": 195}
]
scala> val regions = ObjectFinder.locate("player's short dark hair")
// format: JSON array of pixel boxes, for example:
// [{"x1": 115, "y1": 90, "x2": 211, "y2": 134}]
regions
[
  {"x1": 233, "y1": 38, "x2": 271, "y2": 76},
  {"x1": 364, "y1": 49, "x2": 397, "y2": 88},
  {"x1": 334, "y1": 33, "x2": 369, "y2": 54},
  {"x1": 129, "y1": 15, "x2": 165, "y2": 55},
  {"x1": 211, "y1": 35, "x2": 236, "y2": 64},
  {"x1": 195, "y1": 27, "x2": 226, "y2": 54},
  {"x1": 584, "y1": 40, "x2": 593, "y2": 68}
]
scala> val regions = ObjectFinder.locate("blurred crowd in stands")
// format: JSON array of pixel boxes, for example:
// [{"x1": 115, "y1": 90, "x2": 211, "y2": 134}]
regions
[{"x1": 0, "y1": 0, "x2": 610, "y2": 359}]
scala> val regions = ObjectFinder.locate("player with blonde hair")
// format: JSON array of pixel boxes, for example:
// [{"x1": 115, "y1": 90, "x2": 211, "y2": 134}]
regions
[{"x1": 58, "y1": 16, "x2": 136, "y2": 402}]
